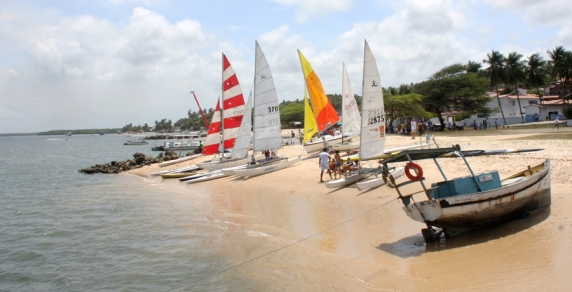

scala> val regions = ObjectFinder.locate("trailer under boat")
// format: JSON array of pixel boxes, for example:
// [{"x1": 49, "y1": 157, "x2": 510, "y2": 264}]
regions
[{"x1": 378, "y1": 146, "x2": 551, "y2": 243}]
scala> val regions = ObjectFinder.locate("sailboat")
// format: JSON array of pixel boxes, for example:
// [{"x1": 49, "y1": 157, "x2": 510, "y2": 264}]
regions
[
  {"x1": 233, "y1": 41, "x2": 301, "y2": 177},
  {"x1": 297, "y1": 50, "x2": 342, "y2": 153},
  {"x1": 197, "y1": 54, "x2": 248, "y2": 171},
  {"x1": 184, "y1": 91, "x2": 254, "y2": 183},
  {"x1": 331, "y1": 63, "x2": 362, "y2": 151},
  {"x1": 326, "y1": 40, "x2": 403, "y2": 189}
]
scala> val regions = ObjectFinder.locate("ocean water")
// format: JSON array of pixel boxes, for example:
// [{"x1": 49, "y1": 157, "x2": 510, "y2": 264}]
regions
[{"x1": 0, "y1": 135, "x2": 237, "y2": 291}]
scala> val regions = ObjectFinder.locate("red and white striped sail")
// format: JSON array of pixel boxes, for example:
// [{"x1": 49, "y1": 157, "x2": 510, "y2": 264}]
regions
[
  {"x1": 221, "y1": 54, "x2": 245, "y2": 150},
  {"x1": 202, "y1": 99, "x2": 222, "y2": 155}
]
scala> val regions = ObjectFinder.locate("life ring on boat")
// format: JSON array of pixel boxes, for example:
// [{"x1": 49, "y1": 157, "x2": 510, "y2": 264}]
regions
[{"x1": 405, "y1": 162, "x2": 423, "y2": 181}]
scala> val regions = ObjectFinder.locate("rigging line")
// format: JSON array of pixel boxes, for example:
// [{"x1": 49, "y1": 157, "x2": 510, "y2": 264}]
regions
[{"x1": 169, "y1": 197, "x2": 399, "y2": 291}]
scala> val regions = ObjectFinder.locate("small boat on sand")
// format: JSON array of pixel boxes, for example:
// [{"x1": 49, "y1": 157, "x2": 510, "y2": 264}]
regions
[{"x1": 378, "y1": 145, "x2": 551, "y2": 243}]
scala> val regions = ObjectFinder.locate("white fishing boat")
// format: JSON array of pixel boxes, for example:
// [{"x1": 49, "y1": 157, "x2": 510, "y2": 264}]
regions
[
  {"x1": 379, "y1": 146, "x2": 551, "y2": 243},
  {"x1": 234, "y1": 41, "x2": 300, "y2": 178},
  {"x1": 123, "y1": 135, "x2": 148, "y2": 145},
  {"x1": 324, "y1": 40, "x2": 387, "y2": 189}
]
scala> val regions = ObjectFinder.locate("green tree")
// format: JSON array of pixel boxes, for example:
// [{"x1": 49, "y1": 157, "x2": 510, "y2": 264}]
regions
[
  {"x1": 385, "y1": 93, "x2": 432, "y2": 129},
  {"x1": 505, "y1": 52, "x2": 526, "y2": 123},
  {"x1": 415, "y1": 63, "x2": 493, "y2": 131},
  {"x1": 483, "y1": 50, "x2": 507, "y2": 125}
]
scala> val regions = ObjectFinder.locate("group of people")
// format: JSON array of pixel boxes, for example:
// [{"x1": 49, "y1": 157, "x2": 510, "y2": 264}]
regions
[{"x1": 318, "y1": 149, "x2": 358, "y2": 182}]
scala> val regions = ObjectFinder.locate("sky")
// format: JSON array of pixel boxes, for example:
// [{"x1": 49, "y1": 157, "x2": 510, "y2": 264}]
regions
[{"x1": 1, "y1": 0, "x2": 571, "y2": 133}]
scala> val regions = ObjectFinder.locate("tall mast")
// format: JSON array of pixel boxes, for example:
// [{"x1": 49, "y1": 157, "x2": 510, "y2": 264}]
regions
[{"x1": 220, "y1": 53, "x2": 225, "y2": 151}]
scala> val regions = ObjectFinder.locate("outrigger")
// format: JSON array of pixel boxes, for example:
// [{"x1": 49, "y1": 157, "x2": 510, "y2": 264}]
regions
[{"x1": 379, "y1": 145, "x2": 551, "y2": 243}]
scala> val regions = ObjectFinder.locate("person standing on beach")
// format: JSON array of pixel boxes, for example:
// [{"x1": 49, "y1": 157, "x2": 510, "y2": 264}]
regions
[
  {"x1": 319, "y1": 148, "x2": 331, "y2": 182},
  {"x1": 495, "y1": 119, "x2": 498, "y2": 129},
  {"x1": 333, "y1": 150, "x2": 342, "y2": 179},
  {"x1": 554, "y1": 117, "x2": 560, "y2": 130},
  {"x1": 410, "y1": 119, "x2": 417, "y2": 139}
]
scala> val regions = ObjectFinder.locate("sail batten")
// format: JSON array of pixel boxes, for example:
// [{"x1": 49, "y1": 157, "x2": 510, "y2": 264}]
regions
[
  {"x1": 359, "y1": 40, "x2": 385, "y2": 160},
  {"x1": 297, "y1": 50, "x2": 340, "y2": 132},
  {"x1": 253, "y1": 41, "x2": 282, "y2": 153}
]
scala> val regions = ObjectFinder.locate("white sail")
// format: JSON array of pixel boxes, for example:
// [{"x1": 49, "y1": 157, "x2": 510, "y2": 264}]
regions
[
  {"x1": 359, "y1": 40, "x2": 386, "y2": 160},
  {"x1": 232, "y1": 90, "x2": 253, "y2": 159},
  {"x1": 253, "y1": 41, "x2": 282, "y2": 152},
  {"x1": 342, "y1": 63, "x2": 361, "y2": 137}
]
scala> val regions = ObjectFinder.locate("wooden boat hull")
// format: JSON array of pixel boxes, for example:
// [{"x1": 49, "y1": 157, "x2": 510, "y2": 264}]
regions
[
  {"x1": 356, "y1": 167, "x2": 404, "y2": 190},
  {"x1": 233, "y1": 156, "x2": 301, "y2": 177},
  {"x1": 303, "y1": 135, "x2": 343, "y2": 153},
  {"x1": 403, "y1": 159, "x2": 551, "y2": 234}
]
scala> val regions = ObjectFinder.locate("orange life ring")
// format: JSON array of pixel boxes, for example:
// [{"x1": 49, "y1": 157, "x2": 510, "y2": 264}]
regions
[{"x1": 405, "y1": 162, "x2": 423, "y2": 181}]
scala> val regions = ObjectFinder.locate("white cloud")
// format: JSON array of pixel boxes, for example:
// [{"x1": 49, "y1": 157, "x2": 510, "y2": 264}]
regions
[{"x1": 270, "y1": 0, "x2": 353, "y2": 22}]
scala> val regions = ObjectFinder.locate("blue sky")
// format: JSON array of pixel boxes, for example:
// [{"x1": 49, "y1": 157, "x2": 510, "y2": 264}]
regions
[{"x1": 1, "y1": 0, "x2": 571, "y2": 133}]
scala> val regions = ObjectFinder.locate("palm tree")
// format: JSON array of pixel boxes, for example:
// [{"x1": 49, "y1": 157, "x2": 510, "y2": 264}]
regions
[
  {"x1": 525, "y1": 53, "x2": 547, "y2": 104},
  {"x1": 547, "y1": 47, "x2": 572, "y2": 104},
  {"x1": 466, "y1": 60, "x2": 482, "y2": 74},
  {"x1": 505, "y1": 52, "x2": 526, "y2": 123},
  {"x1": 547, "y1": 46, "x2": 567, "y2": 83},
  {"x1": 483, "y1": 50, "x2": 507, "y2": 125}
]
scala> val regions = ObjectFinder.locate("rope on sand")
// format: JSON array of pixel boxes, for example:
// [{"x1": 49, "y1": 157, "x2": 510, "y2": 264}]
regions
[{"x1": 168, "y1": 198, "x2": 399, "y2": 290}]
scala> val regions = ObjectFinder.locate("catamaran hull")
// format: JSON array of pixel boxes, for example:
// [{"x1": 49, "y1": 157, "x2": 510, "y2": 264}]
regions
[
  {"x1": 356, "y1": 167, "x2": 404, "y2": 190},
  {"x1": 233, "y1": 157, "x2": 301, "y2": 177},
  {"x1": 184, "y1": 170, "x2": 229, "y2": 184},
  {"x1": 325, "y1": 172, "x2": 368, "y2": 189},
  {"x1": 157, "y1": 154, "x2": 200, "y2": 168},
  {"x1": 150, "y1": 165, "x2": 199, "y2": 177},
  {"x1": 303, "y1": 135, "x2": 343, "y2": 153},
  {"x1": 403, "y1": 159, "x2": 551, "y2": 234},
  {"x1": 198, "y1": 158, "x2": 248, "y2": 171}
]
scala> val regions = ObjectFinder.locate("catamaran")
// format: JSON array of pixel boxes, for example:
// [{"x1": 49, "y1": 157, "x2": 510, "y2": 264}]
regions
[
  {"x1": 233, "y1": 41, "x2": 301, "y2": 177},
  {"x1": 326, "y1": 40, "x2": 404, "y2": 189},
  {"x1": 297, "y1": 50, "x2": 342, "y2": 153},
  {"x1": 184, "y1": 90, "x2": 255, "y2": 183},
  {"x1": 197, "y1": 54, "x2": 248, "y2": 171}
]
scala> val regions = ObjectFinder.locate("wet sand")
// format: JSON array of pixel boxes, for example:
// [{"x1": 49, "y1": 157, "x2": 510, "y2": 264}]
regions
[{"x1": 129, "y1": 127, "x2": 572, "y2": 290}]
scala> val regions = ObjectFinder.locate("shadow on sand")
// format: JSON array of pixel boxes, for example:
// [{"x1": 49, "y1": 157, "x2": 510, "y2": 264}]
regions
[{"x1": 376, "y1": 206, "x2": 551, "y2": 258}]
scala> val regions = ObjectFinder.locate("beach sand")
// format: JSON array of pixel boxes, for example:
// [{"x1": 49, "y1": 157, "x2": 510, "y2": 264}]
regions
[{"x1": 129, "y1": 127, "x2": 572, "y2": 290}]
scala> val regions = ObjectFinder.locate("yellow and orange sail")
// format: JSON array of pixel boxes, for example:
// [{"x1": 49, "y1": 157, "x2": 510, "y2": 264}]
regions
[{"x1": 297, "y1": 50, "x2": 340, "y2": 132}]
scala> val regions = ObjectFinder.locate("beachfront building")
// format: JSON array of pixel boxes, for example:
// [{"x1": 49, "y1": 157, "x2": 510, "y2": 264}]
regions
[{"x1": 467, "y1": 88, "x2": 567, "y2": 126}]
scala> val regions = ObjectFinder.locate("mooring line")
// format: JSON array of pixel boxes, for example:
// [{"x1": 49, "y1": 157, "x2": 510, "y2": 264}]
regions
[{"x1": 169, "y1": 197, "x2": 399, "y2": 291}]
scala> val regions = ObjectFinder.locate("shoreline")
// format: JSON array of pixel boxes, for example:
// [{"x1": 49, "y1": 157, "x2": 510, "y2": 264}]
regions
[{"x1": 128, "y1": 128, "x2": 572, "y2": 290}]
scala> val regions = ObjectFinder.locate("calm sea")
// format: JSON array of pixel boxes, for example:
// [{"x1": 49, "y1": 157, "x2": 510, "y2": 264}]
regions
[{"x1": 0, "y1": 134, "x2": 244, "y2": 291}]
